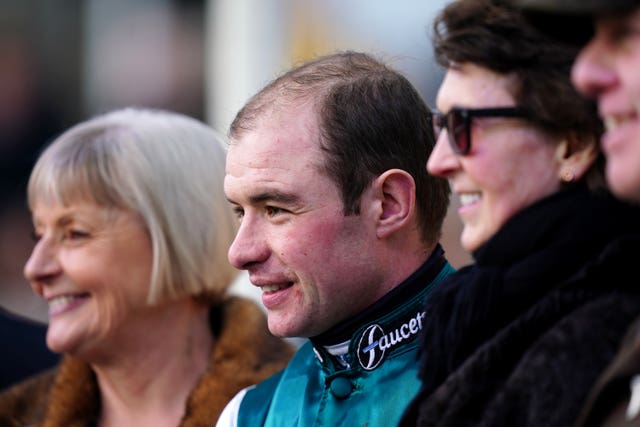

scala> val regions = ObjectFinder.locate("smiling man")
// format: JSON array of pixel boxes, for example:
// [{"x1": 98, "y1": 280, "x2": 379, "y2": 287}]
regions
[{"x1": 216, "y1": 51, "x2": 454, "y2": 427}]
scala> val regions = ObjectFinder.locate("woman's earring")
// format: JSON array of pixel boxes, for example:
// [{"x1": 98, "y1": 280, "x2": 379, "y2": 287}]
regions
[{"x1": 560, "y1": 169, "x2": 575, "y2": 183}]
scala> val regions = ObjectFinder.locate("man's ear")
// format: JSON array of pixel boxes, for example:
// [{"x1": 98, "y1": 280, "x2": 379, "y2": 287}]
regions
[
  {"x1": 555, "y1": 133, "x2": 598, "y2": 183},
  {"x1": 371, "y1": 169, "x2": 416, "y2": 239}
]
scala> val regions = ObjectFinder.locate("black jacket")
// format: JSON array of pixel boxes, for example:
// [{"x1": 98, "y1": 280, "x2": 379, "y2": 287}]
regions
[{"x1": 401, "y1": 185, "x2": 640, "y2": 427}]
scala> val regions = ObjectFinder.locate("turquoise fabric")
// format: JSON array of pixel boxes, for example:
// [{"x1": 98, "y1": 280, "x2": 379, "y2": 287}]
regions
[{"x1": 236, "y1": 261, "x2": 455, "y2": 427}]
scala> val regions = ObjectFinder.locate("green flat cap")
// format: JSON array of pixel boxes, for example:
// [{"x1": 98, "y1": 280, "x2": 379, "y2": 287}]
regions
[{"x1": 513, "y1": 0, "x2": 639, "y2": 14}]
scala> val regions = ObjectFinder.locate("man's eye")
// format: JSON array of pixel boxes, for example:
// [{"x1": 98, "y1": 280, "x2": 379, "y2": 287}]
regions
[
  {"x1": 265, "y1": 206, "x2": 284, "y2": 217},
  {"x1": 609, "y1": 26, "x2": 633, "y2": 42},
  {"x1": 605, "y1": 18, "x2": 640, "y2": 43},
  {"x1": 232, "y1": 207, "x2": 245, "y2": 221}
]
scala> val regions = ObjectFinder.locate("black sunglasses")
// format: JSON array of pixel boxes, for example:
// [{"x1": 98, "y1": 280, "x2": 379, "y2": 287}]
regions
[{"x1": 432, "y1": 107, "x2": 530, "y2": 155}]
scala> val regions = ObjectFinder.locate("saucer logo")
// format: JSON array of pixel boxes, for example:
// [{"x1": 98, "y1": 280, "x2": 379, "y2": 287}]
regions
[
  {"x1": 357, "y1": 324, "x2": 386, "y2": 371},
  {"x1": 356, "y1": 311, "x2": 426, "y2": 371}
]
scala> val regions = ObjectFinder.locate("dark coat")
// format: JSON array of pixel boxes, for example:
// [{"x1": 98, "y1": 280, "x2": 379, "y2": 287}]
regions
[
  {"x1": 401, "y1": 186, "x2": 640, "y2": 427},
  {"x1": 576, "y1": 316, "x2": 640, "y2": 427},
  {"x1": 0, "y1": 297, "x2": 294, "y2": 427},
  {"x1": 0, "y1": 308, "x2": 59, "y2": 390}
]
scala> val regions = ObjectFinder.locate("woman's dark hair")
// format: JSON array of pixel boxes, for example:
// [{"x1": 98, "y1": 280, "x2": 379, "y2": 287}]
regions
[{"x1": 433, "y1": 0, "x2": 605, "y2": 189}]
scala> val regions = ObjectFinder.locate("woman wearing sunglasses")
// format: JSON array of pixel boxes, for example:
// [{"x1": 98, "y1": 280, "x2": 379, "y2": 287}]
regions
[{"x1": 400, "y1": 0, "x2": 640, "y2": 426}]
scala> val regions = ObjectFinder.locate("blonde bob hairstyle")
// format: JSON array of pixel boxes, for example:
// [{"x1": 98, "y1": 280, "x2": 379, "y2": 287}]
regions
[{"x1": 27, "y1": 108, "x2": 238, "y2": 304}]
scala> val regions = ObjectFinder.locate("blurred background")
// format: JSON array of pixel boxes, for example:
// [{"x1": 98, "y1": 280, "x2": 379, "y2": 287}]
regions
[{"x1": 0, "y1": 0, "x2": 467, "y2": 323}]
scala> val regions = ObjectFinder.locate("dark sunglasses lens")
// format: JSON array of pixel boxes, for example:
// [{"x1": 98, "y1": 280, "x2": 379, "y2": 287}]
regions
[{"x1": 449, "y1": 111, "x2": 470, "y2": 154}]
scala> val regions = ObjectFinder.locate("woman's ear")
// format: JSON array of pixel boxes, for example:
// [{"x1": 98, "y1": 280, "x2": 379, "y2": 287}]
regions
[
  {"x1": 370, "y1": 169, "x2": 416, "y2": 238},
  {"x1": 555, "y1": 133, "x2": 599, "y2": 183}
]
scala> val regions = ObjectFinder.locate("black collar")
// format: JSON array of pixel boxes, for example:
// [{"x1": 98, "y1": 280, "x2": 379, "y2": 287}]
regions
[{"x1": 311, "y1": 245, "x2": 446, "y2": 347}]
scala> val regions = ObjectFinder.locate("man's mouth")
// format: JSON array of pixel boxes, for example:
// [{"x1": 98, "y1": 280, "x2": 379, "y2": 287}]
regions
[
  {"x1": 261, "y1": 282, "x2": 294, "y2": 294},
  {"x1": 604, "y1": 113, "x2": 636, "y2": 132}
]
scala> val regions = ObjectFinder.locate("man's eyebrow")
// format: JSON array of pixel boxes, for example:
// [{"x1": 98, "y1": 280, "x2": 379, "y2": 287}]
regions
[
  {"x1": 226, "y1": 190, "x2": 301, "y2": 206},
  {"x1": 249, "y1": 191, "x2": 301, "y2": 205}
]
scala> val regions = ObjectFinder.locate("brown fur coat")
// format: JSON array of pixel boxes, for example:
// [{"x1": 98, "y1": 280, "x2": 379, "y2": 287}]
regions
[{"x1": 0, "y1": 297, "x2": 294, "y2": 427}]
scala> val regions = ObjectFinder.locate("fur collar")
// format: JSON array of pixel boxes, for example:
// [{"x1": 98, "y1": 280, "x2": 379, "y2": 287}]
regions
[{"x1": 0, "y1": 297, "x2": 293, "y2": 427}]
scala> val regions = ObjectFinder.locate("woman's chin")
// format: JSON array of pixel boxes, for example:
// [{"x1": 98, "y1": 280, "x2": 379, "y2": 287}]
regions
[
  {"x1": 460, "y1": 228, "x2": 481, "y2": 253},
  {"x1": 46, "y1": 325, "x2": 80, "y2": 355}
]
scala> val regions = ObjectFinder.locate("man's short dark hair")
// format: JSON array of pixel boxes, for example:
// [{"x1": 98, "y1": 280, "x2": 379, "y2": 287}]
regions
[{"x1": 230, "y1": 51, "x2": 450, "y2": 245}]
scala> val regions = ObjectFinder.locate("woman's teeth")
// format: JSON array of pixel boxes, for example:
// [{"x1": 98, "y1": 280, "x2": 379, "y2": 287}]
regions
[
  {"x1": 48, "y1": 295, "x2": 82, "y2": 310},
  {"x1": 47, "y1": 294, "x2": 89, "y2": 314},
  {"x1": 459, "y1": 193, "x2": 481, "y2": 207}
]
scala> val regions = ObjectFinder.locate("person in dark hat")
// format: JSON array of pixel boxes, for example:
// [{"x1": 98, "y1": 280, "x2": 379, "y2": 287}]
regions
[
  {"x1": 512, "y1": 0, "x2": 640, "y2": 205},
  {"x1": 512, "y1": 0, "x2": 640, "y2": 425}
]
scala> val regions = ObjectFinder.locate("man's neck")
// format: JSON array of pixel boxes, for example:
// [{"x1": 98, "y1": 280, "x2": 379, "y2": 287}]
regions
[{"x1": 311, "y1": 244, "x2": 444, "y2": 347}]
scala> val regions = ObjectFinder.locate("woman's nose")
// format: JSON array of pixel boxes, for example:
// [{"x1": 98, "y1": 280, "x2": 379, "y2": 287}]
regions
[
  {"x1": 427, "y1": 131, "x2": 460, "y2": 178},
  {"x1": 24, "y1": 236, "x2": 61, "y2": 289}
]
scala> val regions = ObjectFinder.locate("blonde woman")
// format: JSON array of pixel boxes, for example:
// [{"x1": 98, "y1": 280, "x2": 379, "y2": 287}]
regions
[{"x1": 0, "y1": 108, "x2": 293, "y2": 426}]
